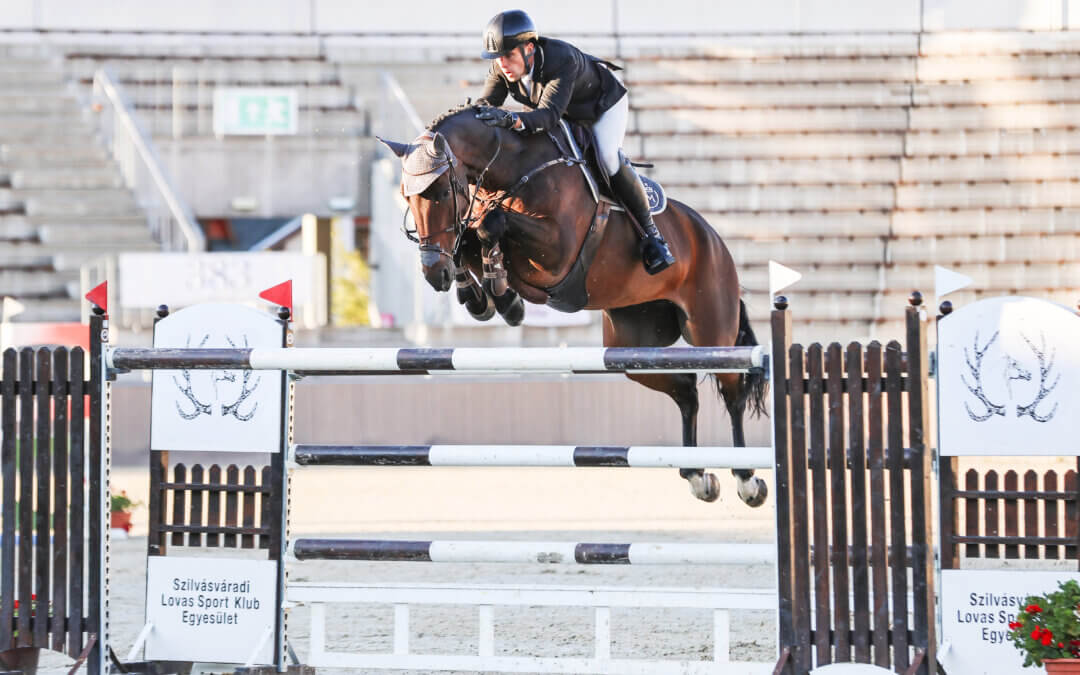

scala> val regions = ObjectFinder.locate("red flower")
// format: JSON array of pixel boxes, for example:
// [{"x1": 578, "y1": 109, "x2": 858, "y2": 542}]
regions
[
  {"x1": 1026, "y1": 604, "x2": 1043, "y2": 613},
  {"x1": 1042, "y1": 632, "x2": 1054, "y2": 646},
  {"x1": 1009, "y1": 621, "x2": 1022, "y2": 630},
  {"x1": 1060, "y1": 642, "x2": 1065, "y2": 648},
  {"x1": 1033, "y1": 627, "x2": 1045, "y2": 640}
]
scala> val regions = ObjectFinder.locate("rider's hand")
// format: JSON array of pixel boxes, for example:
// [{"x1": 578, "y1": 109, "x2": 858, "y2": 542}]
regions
[{"x1": 476, "y1": 107, "x2": 519, "y2": 130}]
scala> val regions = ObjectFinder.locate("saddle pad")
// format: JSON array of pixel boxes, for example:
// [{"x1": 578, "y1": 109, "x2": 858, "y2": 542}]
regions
[{"x1": 639, "y1": 174, "x2": 667, "y2": 215}]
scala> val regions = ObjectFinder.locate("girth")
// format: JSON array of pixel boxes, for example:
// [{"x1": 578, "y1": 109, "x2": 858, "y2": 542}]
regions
[{"x1": 543, "y1": 200, "x2": 612, "y2": 313}]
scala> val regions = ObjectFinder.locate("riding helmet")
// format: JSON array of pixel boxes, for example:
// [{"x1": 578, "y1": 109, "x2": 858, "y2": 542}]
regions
[{"x1": 480, "y1": 10, "x2": 538, "y2": 59}]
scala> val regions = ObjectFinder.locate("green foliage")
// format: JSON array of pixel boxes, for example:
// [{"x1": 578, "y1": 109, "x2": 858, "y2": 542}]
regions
[
  {"x1": 331, "y1": 248, "x2": 372, "y2": 327},
  {"x1": 1010, "y1": 579, "x2": 1080, "y2": 666},
  {"x1": 110, "y1": 491, "x2": 141, "y2": 513}
]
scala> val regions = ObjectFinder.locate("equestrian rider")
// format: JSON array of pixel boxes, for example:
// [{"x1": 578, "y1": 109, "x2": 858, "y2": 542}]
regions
[{"x1": 474, "y1": 10, "x2": 676, "y2": 275}]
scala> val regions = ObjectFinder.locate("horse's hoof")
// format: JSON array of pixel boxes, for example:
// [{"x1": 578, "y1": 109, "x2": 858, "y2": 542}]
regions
[
  {"x1": 468, "y1": 293, "x2": 496, "y2": 321},
  {"x1": 687, "y1": 472, "x2": 720, "y2": 503},
  {"x1": 736, "y1": 476, "x2": 768, "y2": 508},
  {"x1": 501, "y1": 296, "x2": 525, "y2": 326}
]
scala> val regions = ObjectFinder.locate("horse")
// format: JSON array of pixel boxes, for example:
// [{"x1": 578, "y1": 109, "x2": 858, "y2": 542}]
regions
[{"x1": 379, "y1": 104, "x2": 768, "y2": 506}]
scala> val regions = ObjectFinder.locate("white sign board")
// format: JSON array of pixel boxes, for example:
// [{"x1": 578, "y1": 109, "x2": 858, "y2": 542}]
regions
[
  {"x1": 213, "y1": 87, "x2": 298, "y2": 136},
  {"x1": 117, "y1": 252, "x2": 327, "y2": 329},
  {"x1": 940, "y1": 570, "x2": 1080, "y2": 674},
  {"x1": 937, "y1": 296, "x2": 1080, "y2": 455},
  {"x1": 145, "y1": 557, "x2": 277, "y2": 664},
  {"x1": 150, "y1": 303, "x2": 283, "y2": 453}
]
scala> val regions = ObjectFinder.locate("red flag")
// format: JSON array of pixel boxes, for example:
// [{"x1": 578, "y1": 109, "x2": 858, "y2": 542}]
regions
[
  {"x1": 258, "y1": 280, "x2": 293, "y2": 315},
  {"x1": 85, "y1": 281, "x2": 108, "y2": 312}
]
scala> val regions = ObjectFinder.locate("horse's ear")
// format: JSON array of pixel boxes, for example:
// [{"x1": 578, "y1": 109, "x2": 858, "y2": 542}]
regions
[
  {"x1": 432, "y1": 132, "x2": 448, "y2": 156},
  {"x1": 376, "y1": 136, "x2": 410, "y2": 158}
]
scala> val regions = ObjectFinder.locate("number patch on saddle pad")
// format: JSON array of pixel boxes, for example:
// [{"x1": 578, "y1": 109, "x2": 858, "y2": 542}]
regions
[{"x1": 639, "y1": 174, "x2": 667, "y2": 215}]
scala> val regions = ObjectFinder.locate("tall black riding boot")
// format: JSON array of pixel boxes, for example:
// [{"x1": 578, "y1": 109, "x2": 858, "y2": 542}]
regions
[{"x1": 610, "y1": 161, "x2": 675, "y2": 275}]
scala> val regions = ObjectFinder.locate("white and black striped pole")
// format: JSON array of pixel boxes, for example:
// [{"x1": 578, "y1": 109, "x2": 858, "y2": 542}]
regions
[
  {"x1": 289, "y1": 539, "x2": 776, "y2": 566},
  {"x1": 290, "y1": 444, "x2": 773, "y2": 469},
  {"x1": 107, "y1": 345, "x2": 766, "y2": 375}
]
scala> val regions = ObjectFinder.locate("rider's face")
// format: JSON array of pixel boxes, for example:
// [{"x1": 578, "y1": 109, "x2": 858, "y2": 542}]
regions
[{"x1": 496, "y1": 44, "x2": 533, "y2": 81}]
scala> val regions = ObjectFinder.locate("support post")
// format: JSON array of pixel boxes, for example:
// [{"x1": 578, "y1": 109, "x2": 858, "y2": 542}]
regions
[{"x1": 770, "y1": 296, "x2": 795, "y2": 675}]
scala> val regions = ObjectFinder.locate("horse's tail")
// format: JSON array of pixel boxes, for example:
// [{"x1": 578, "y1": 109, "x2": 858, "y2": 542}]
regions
[{"x1": 716, "y1": 299, "x2": 769, "y2": 419}]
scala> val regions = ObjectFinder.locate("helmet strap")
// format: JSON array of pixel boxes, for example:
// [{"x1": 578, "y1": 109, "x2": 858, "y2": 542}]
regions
[{"x1": 520, "y1": 44, "x2": 534, "y2": 73}]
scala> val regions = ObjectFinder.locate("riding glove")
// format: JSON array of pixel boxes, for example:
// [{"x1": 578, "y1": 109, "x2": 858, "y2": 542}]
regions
[{"x1": 476, "y1": 107, "x2": 519, "y2": 130}]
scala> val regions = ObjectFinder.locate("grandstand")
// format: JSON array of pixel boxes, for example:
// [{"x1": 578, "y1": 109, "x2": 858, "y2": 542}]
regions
[{"x1": 0, "y1": 4, "x2": 1077, "y2": 343}]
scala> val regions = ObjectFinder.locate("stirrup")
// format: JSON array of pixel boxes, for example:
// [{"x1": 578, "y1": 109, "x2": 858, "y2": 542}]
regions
[{"x1": 642, "y1": 236, "x2": 675, "y2": 275}]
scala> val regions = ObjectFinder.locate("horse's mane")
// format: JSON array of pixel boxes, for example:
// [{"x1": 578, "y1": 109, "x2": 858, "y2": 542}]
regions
[{"x1": 427, "y1": 102, "x2": 480, "y2": 132}]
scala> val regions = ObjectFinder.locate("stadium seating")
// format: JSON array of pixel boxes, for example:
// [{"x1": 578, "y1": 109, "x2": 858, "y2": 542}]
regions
[
  {"x1": 6, "y1": 31, "x2": 1079, "y2": 339},
  {"x1": 0, "y1": 51, "x2": 157, "y2": 322}
]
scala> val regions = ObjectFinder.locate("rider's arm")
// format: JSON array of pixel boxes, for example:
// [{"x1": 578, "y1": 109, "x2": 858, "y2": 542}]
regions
[
  {"x1": 515, "y1": 53, "x2": 583, "y2": 134},
  {"x1": 476, "y1": 64, "x2": 509, "y2": 107}
]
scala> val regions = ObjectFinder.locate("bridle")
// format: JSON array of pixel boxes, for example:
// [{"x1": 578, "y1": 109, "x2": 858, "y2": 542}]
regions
[
  {"x1": 401, "y1": 130, "x2": 502, "y2": 266},
  {"x1": 401, "y1": 126, "x2": 579, "y2": 266}
]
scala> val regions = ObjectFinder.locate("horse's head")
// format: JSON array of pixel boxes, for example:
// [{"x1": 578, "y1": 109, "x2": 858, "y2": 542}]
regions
[{"x1": 379, "y1": 130, "x2": 471, "y2": 292}]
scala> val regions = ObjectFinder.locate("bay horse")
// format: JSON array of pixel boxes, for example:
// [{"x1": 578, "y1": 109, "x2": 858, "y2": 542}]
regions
[{"x1": 379, "y1": 104, "x2": 768, "y2": 506}]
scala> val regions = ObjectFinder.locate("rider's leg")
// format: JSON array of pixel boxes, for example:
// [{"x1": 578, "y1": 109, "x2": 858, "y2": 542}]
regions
[{"x1": 593, "y1": 94, "x2": 675, "y2": 274}]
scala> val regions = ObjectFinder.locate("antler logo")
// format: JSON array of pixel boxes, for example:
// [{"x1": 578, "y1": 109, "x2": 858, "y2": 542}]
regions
[
  {"x1": 171, "y1": 333, "x2": 262, "y2": 422},
  {"x1": 961, "y1": 329, "x2": 1059, "y2": 424}
]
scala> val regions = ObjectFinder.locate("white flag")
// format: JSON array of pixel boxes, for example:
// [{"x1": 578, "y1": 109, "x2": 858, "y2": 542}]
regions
[
  {"x1": 2, "y1": 297, "x2": 25, "y2": 322},
  {"x1": 768, "y1": 261, "x2": 802, "y2": 298},
  {"x1": 934, "y1": 265, "x2": 973, "y2": 300}
]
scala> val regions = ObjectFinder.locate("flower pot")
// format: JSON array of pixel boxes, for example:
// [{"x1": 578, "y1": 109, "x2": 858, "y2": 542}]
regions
[
  {"x1": 0, "y1": 646, "x2": 39, "y2": 674},
  {"x1": 1044, "y1": 659, "x2": 1080, "y2": 674},
  {"x1": 110, "y1": 510, "x2": 132, "y2": 532}
]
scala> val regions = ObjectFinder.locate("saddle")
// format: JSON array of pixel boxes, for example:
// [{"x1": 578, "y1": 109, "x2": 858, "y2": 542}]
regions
[
  {"x1": 540, "y1": 121, "x2": 667, "y2": 313},
  {"x1": 550, "y1": 120, "x2": 667, "y2": 216}
]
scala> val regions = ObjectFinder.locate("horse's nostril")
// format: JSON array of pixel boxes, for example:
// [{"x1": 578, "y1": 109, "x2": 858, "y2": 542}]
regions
[{"x1": 441, "y1": 268, "x2": 451, "y2": 289}]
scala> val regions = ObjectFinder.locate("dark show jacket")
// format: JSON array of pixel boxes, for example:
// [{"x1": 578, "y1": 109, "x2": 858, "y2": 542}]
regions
[{"x1": 476, "y1": 37, "x2": 627, "y2": 134}]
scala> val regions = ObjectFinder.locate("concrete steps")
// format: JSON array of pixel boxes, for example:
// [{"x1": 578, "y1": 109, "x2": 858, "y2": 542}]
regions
[
  {"x1": 889, "y1": 234, "x2": 1080, "y2": 265},
  {"x1": 0, "y1": 241, "x2": 154, "y2": 270},
  {"x1": 635, "y1": 107, "x2": 908, "y2": 134},
  {"x1": 669, "y1": 183, "x2": 895, "y2": 212},
  {"x1": 0, "y1": 92, "x2": 80, "y2": 113},
  {"x1": 704, "y1": 211, "x2": 892, "y2": 238},
  {"x1": 0, "y1": 144, "x2": 110, "y2": 168},
  {"x1": 625, "y1": 57, "x2": 917, "y2": 84},
  {"x1": 650, "y1": 157, "x2": 901, "y2": 184},
  {"x1": 634, "y1": 82, "x2": 912, "y2": 108},
  {"x1": 0, "y1": 269, "x2": 77, "y2": 297},
  {"x1": 66, "y1": 57, "x2": 340, "y2": 84},
  {"x1": 10, "y1": 168, "x2": 124, "y2": 190},
  {"x1": 632, "y1": 132, "x2": 903, "y2": 160},
  {"x1": 726, "y1": 237, "x2": 884, "y2": 266},
  {"x1": 38, "y1": 222, "x2": 152, "y2": 245},
  {"x1": 0, "y1": 215, "x2": 150, "y2": 242}
]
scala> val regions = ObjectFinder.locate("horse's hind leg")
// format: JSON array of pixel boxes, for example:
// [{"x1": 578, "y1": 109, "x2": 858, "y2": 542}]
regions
[
  {"x1": 603, "y1": 303, "x2": 720, "y2": 502},
  {"x1": 676, "y1": 270, "x2": 768, "y2": 507},
  {"x1": 718, "y1": 372, "x2": 768, "y2": 508}
]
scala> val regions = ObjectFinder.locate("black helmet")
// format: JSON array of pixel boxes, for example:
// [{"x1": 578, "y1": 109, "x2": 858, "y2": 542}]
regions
[{"x1": 480, "y1": 10, "x2": 538, "y2": 59}]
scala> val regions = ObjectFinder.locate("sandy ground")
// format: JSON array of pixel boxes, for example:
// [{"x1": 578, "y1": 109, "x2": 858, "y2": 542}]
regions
[{"x1": 38, "y1": 466, "x2": 780, "y2": 674}]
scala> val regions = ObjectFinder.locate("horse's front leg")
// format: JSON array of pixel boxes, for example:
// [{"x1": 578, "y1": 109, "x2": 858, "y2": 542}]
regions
[
  {"x1": 477, "y1": 208, "x2": 525, "y2": 326},
  {"x1": 454, "y1": 265, "x2": 495, "y2": 321}
]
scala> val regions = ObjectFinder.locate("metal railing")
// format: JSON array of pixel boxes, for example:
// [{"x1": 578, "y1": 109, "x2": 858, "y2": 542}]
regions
[
  {"x1": 374, "y1": 70, "x2": 424, "y2": 156},
  {"x1": 92, "y1": 68, "x2": 206, "y2": 252}
]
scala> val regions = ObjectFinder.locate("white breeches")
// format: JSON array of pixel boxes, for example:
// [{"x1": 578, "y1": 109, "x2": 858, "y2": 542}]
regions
[{"x1": 592, "y1": 93, "x2": 629, "y2": 176}]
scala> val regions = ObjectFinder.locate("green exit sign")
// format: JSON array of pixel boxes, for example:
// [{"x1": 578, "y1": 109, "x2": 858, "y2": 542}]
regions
[{"x1": 213, "y1": 88, "x2": 298, "y2": 136}]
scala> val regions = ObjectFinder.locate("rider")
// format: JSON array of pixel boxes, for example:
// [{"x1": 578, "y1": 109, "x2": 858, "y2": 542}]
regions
[{"x1": 473, "y1": 9, "x2": 676, "y2": 275}]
